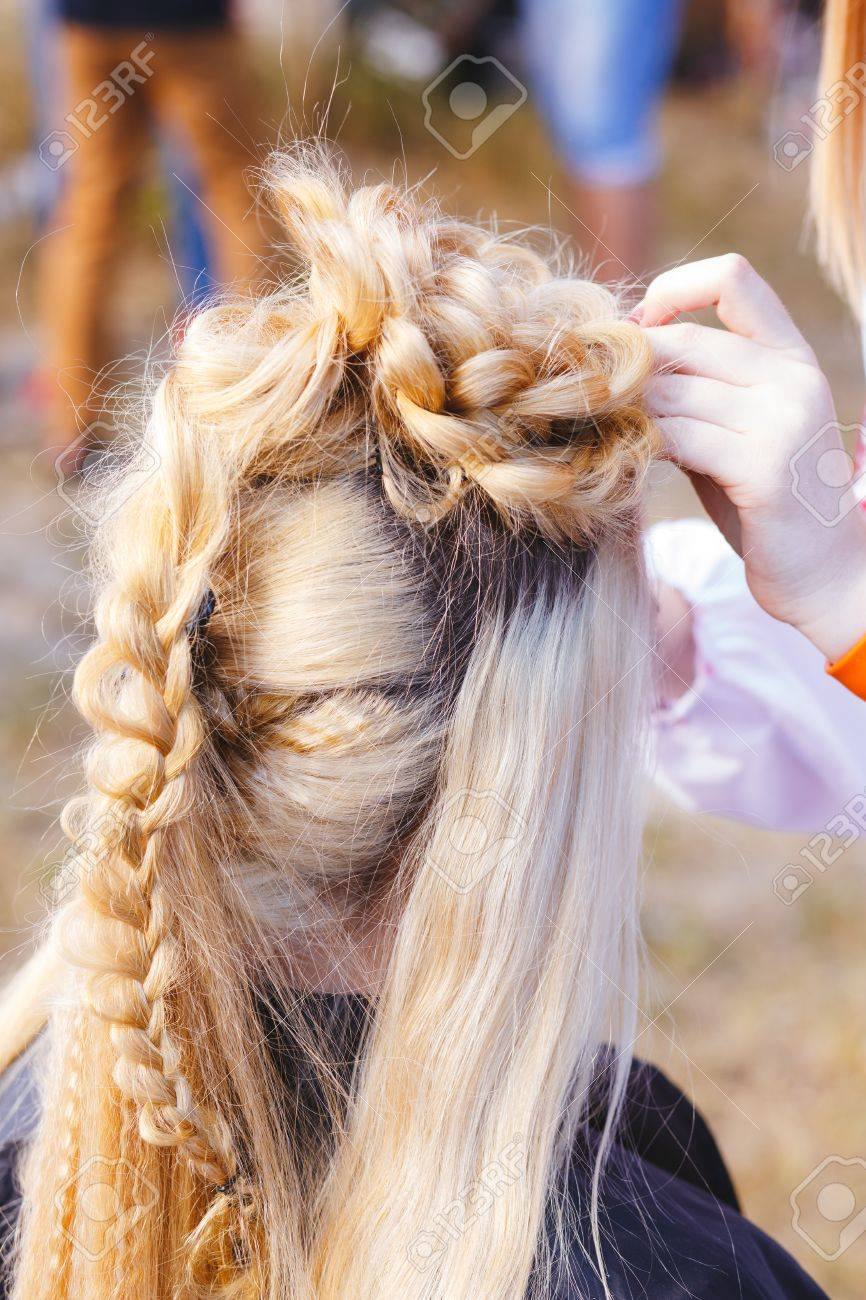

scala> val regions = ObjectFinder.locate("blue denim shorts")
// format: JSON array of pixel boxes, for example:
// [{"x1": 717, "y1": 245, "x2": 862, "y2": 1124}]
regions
[{"x1": 520, "y1": 0, "x2": 683, "y2": 185}]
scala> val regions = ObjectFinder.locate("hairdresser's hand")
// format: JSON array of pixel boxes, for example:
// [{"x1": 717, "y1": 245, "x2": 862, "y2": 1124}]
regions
[{"x1": 635, "y1": 253, "x2": 866, "y2": 662}]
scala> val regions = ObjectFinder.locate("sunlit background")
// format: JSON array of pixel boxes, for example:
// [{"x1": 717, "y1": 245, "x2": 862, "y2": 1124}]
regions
[{"x1": 0, "y1": 1, "x2": 864, "y2": 1294}]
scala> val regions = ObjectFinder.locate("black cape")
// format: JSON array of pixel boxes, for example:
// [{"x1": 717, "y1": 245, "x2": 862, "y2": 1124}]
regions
[{"x1": 0, "y1": 993, "x2": 829, "y2": 1300}]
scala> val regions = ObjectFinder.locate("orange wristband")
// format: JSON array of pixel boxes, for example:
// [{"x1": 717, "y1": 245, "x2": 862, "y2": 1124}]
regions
[{"x1": 826, "y1": 629, "x2": 866, "y2": 700}]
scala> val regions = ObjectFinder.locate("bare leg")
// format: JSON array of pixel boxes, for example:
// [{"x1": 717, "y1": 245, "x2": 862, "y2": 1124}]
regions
[{"x1": 568, "y1": 179, "x2": 655, "y2": 284}]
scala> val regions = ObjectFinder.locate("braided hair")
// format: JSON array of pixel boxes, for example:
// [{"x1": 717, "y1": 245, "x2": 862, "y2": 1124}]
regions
[{"x1": 10, "y1": 147, "x2": 657, "y2": 1300}]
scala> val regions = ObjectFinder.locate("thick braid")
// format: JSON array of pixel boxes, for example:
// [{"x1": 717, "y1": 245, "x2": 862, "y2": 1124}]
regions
[
  {"x1": 44, "y1": 377, "x2": 255, "y2": 1298},
  {"x1": 70, "y1": 583, "x2": 235, "y2": 1186}
]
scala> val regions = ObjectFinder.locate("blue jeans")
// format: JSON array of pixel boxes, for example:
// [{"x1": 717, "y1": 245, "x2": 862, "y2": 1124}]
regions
[{"x1": 521, "y1": 0, "x2": 684, "y2": 185}]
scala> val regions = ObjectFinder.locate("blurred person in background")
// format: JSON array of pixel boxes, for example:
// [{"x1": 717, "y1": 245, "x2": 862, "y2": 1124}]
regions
[
  {"x1": 724, "y1": 0, "x2": 787, "y2": 77},
  {"x1": 38, "y1": 0, "x2": 266, "y2": 471},
  {"x1": 515, "y1": 0, "x2": 784, "y2": 280},
  {"x1": 519, "y1": 0, "x2": 685, "y2": 280},
  {"x1": 356, "y1": 0, "x2": 788, "y2": 280}
]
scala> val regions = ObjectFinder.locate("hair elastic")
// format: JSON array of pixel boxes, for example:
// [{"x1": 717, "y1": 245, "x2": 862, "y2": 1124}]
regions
[{"x1": 185, "y1": 589, "x2": 217, "y2": 641}]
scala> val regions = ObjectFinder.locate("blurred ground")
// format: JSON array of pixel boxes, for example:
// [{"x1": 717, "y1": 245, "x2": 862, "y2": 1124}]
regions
[{"x1": 1, "y1": 6, "x2": 865, "y2": 1296}]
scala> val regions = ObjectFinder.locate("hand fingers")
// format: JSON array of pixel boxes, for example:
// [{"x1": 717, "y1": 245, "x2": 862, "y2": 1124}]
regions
[
  {"x1": 644, "y1": 322, "x2": 776, "y2": 386},
  {"x1": 653, "y1": 415, "x2": 744, "y2": 484},
  {"x1": 636, "y1": 254, "x2": 811, "y2": 352},
  {"x1": 646, "y1": 372, "x2": 757, "y2": 431}
]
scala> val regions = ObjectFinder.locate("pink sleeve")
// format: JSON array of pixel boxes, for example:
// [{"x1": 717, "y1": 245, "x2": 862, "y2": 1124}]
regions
[{"x1": 647, "y1": 519, "x2": 866, "y2": 833}]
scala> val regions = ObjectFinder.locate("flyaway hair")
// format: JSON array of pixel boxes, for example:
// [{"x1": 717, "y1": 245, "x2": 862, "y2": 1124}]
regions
[
  {"x1": 3, "y1": 146, "x2": 658, "y2": 1300},
  {"x1": 811, "y1": 0, "x2": 866, "y2": 313}
]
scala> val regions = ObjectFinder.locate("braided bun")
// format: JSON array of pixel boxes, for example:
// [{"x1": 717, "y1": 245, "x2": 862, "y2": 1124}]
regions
[{"x1": 175, "y1": 150, "x2": 657, "y2": 543}]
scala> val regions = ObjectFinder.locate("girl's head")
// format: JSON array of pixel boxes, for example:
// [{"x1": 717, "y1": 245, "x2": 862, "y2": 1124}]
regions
[{"x1": 10, "y1": 148, "x2": 657, "y2": 1300}]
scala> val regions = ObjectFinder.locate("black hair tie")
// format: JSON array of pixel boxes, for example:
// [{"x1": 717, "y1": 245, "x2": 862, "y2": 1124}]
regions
[{"x1": 185, "y1": 589, "x2": 216, "y2": 641}]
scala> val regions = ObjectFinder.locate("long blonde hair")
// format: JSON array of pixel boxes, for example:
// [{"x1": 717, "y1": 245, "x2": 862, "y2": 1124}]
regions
[
  {"x1": 811, "y1": 0, "x2": 866, "y2": 312},
  {"x1": 5, "y1": 148, "x2": 657, "y2": 1300}
]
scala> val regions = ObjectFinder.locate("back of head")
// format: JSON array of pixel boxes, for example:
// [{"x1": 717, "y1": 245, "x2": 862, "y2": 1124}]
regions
[{"x1": 9, "y1": 148, "x2": 657, "y2": 1300}]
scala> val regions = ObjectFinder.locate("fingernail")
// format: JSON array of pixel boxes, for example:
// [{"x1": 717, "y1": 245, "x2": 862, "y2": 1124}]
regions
[{"x1": 626, "y1": 304, "x2": 645, "y2": 324}]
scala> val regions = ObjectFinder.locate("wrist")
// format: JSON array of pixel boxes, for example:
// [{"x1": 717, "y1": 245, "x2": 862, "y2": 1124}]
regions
[
  {"x1": 784, "y1": 505, "x2": 866, "y2": 661},
  {"x1": 797, "y1": 567, "x2": 866, "y2": 663}
]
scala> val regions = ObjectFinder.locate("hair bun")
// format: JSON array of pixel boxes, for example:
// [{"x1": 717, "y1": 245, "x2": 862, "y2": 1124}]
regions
[{"x1": 178, "y1": 148, "x2": 657, "y2": 543}]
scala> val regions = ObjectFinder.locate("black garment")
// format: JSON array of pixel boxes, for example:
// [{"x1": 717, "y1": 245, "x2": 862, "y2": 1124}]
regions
[
  {"x1": 0, "y1": 996, "x2": 829, "y2": 1300},
  {"x1": 58, "y1": 1, "x2": 228, "y2": 28}
]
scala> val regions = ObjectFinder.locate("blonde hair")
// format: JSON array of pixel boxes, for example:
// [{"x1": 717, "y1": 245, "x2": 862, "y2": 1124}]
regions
[
  {"x1": 811, "y1": 0, "x2": 866, "y2": 312},
  {"x1": 5, "y1": 147, "x2": 657, "y2": 1300}
]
